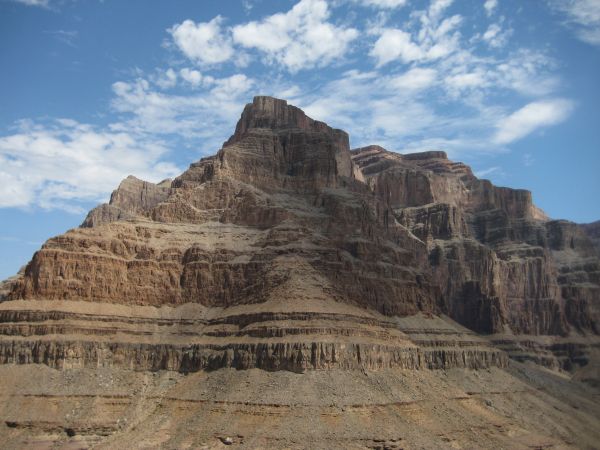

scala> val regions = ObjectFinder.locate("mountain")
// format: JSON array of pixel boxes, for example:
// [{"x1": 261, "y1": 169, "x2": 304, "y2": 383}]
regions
[{"x1": 0, "y1": 96, "x2": 598, "y2": 449}]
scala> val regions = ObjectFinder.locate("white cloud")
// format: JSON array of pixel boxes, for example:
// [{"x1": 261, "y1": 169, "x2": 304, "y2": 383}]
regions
[
  {"x1": 179, "y1": 68, "x2": 211, "y2": 88},
  {"x1": 371, "y1": 29, "x2": 424, "y2": 65},
  {"x1": 493, "y1": 98, "x2": 575, "y2": 144},
  {"x1": 232, "y1": 0, "x2": 358, "y2": 72},
  {"x1": 0, "y1": 61, "x2": 262, "y2": 213},
  {"x1": 432, "y1": 45, "x2": 558, "y2": 103},
  {"x1": 292, "y1": 46, "x2": 569, "y2": 156},
  {"x1": 389, "y1": 67, "x2": 437, "y2": 91},
  {"x1": 154, "y1": 68, "x2": 177, "y2": 89},
  {"x1": 444, "y1": 70, "x2": 488, "y2": 93},
  {"x1": 0, "y1": 120, "x2": 179, "y2": 211},
  {"x1": 482, "y1": 23, "x2": 512, "y2": 48},
  {"x1": 168, "y1": 16, "x2": 234, "y2": 66},
  {"x1": 355, "y1": 0, "x2": 408, "y2": 8},
  {"x1": 44, "y1": 30, "x2": 78, "y2": 47},
  {"x1": 11, "y1": 0, "x2": 49, "y2": 7},
  {"x1": 475, "y1": 166, "x2": 500, "y2": 177},
  {"x1": 523, "y1": 152, "x2": 534, "y2": 166},
  {"x1": 242, "y1": 0, "x2": 254, "y2": 14},
  {"x1": 295, "y1": 69, "x2": 477, "y2": 154},
  {"x1": 484, "y1": 0, "x2": 498, "y2": 16},
  {"x1": 428, "y1": 0, "x2": 454, "y2": 21},
  {"x1": 370, "y1": 0, "x2": 462, "y2": 66},
  {"x1": 492, "y1": 49, "x2": 559, "y2": 96},
  {"x1": 0, "y1": 0, "x2": 578, "y2": 214},
  {"x1": 547, "y1": 0, "x2": 600, "y2": 46},
  {"x1": 109, "y1": 72, "x2": 255, "y2": 152}
]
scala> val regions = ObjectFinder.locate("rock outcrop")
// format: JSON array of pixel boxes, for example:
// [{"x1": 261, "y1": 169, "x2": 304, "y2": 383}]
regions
[
  {"x1": 352, "y1": 145, "x2": 599, "y2": 369},
  {"x1": 581, "y1": 220, "x2": 600, "y2": 256},
  {"x1": 0, "y1": 96, "x2": 598, "y2": 375},
  {"x1": 81, "y1": 176, "x2": 171, "y2": 227},
  {"x1": 0, "y1": 96, "x2": 599, "y2": 449}
]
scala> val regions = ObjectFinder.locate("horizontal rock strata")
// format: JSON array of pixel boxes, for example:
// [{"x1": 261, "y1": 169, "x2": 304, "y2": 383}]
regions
[
  {"x1": 0, "y1": 96, "x2": 598, "y2": 375},
  {"x1": 0, "y1": 301, "x2": 506, "y2": 372}
]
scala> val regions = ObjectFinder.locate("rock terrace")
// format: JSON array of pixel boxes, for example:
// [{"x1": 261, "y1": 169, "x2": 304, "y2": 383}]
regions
[{"x1": 0, "y1": 96, "x2": 598, "y2": 449}]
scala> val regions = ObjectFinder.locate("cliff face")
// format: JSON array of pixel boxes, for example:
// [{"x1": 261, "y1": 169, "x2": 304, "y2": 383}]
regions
[
  {"x1": 352, "y1": 146, "x2": 599, "y2": 339},
  {"x1": 581, "y1": 220, "x2": 600, "y2": 256},
  {"x1": 0, "y1": 96, "x2": 598, "y2": 375}
]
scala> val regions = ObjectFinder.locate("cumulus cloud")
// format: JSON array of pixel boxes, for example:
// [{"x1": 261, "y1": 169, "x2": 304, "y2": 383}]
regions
[
  {"x1": 294, "y1": 69, "x2": 480, "y2": 155},
  {"x1": 484, "y1": 0, "x2": 498, "y2": 16},
  {"x1": 0, "y1": 120, "x2": 179, "y2": 211},
  {"x1": 254, "y1": 0, "x2": 570, "y2": 156},
  {"x1": 370, "y1": 0, "x2": 462, "y2": 66},
  {"x1": 232, "y1": 0, "x2": 358, "y2": 72},
  {"x1": 109, "y1": 72, "x2": 255, "y2": 153},
  {"x1": 179, "y1": 68, "x2": 212, "y2": 88},
  {"x1": 444, "y1": 70, "x2": 488, "y2": 94},
  {"x1": 547, "y1": 0, "x2": 600, "y2": 46},
  {"x1": 168, "y1": 16, "x2": 234, "y2": 66},
  {"x1": 0, "y1": 65, "x2": 258, "y2": 212},
  {"x1": 493, "y1": 99, "x2": 575, "y2": 144},
  {"x1": 371, "y1": 29, "x2": 425, "y2": 65},
  {"x1": 389, "y1": 67, "x2": 437, "y2": 91},
  {"x1": 427, "y1": 0, "x2": 454, "y2": 21},
  {"x1": 367, "y1": 0, "x2": 551, "y2": 105},
  {"x1": 291, "y1": 47, "x2": 568, "y2": 154},
  {"x1": 0, "y1": 0, "x2": 578, "y2": 213},
  {"x1": 154, "y1": 68, "x2": 177, "y2": 89}
]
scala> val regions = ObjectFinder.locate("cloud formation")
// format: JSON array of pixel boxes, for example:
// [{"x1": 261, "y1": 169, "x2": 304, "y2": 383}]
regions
[
  {"x1": 547, "y1": 0, "x2": 600, "y2": 46},
  {"x1": 168, "y1": 0, "x2": 359, "y2": 73},
  {"x1": 168, "y1": 17, "x2": 234, "y2": 66},
  {"x1": 493, "y1": 99, "x2": 575, "y2": 144},
  {"x1": 232, "y1": 0, "x2": 358, "y2": 71},
  {"x1": 355, "y1": 0, "x2": 408, "y2": 9},
  {"x1": 0, "y1": 120, "x2": 179, "y2": 211},
  {"x1": 484, "y1": 0, "x2": 498, "y2": 16},
  {"x1": 0, "y1": 0, "x2": 578, "y2": 212},
  {"x1": 110, "y1": 73, "x2": 254, "y2": 142},
  {"x1": 370, "y1": 0, "x2": 462, "y2": 66},
  {"x1": 11, "y1": 0, "x2": 49, "y2": 7}
]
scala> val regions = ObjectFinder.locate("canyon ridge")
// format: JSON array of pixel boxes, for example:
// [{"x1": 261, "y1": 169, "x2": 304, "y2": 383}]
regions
[{"x1": 0, "y1": 96, "x2": 598, "y2": 449}]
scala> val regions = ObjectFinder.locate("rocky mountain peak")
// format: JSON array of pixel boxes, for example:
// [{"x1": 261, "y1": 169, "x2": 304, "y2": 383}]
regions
[
  {"x1": 0, "y1": 95, "x2": 599, "y2": 447},
  {"x1": 225, "y1": 96, "x2": 350, "y2": 153},
  {"x1": 3, "y1": 94, "x2": 600, "y2": 375},
  {"x1": 206, "y1": 96, "x2": 354, "y2": 189}
]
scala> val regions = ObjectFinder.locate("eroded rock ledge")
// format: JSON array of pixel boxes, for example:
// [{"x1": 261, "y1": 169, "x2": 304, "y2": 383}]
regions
[
  {"x1": 0, "y1": 301, "x2": 507, "y2": 372},
  {"x1": 0, "y1": 96, "x2": 598, "y2": 376}
]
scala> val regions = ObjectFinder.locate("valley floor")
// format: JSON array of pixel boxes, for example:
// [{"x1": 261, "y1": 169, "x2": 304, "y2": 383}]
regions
[{"x1": 0, "y1": 362, "x2": 598, "y2": 449}]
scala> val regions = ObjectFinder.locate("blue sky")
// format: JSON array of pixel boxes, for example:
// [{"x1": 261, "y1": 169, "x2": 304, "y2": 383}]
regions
[{"x1": 1, "y1": 0, "x2": 599, "y2": 280}]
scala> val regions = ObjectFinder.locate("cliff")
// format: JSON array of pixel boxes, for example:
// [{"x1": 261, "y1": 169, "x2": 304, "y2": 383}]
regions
[
  {"x1": 0, "y1": 96, "x2": 599, "y2": 449},
  {"x1": 0, "y1": 96, "x2": 598, "y2": 375}
]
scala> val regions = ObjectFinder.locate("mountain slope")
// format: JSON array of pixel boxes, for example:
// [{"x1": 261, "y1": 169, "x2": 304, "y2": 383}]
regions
[{"x1": 0, "y1": 96, "x2": 598, "y2": 448}]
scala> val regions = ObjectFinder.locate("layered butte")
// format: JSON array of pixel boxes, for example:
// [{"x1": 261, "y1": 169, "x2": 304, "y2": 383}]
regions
[
  {"x1": 0, "y1": 96, "x2": 598, "y2": 448},
  {"x1": 0, "y1": 96, "x2": 511, "y2": 372}
]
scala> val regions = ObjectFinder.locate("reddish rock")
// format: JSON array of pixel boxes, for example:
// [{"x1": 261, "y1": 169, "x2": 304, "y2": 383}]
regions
[{"x1": 0, "y1": 96, "x2": 598, "y2": 374}]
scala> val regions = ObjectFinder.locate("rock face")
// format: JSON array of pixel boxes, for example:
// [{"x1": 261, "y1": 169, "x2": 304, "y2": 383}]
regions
[
  {"x1": 0, "y1": 96, "x2": 598, "y2": 375},
  {"x1": 581, "y1": 220, "x2": 600, "y2": 256},
  {"x1": 81, "y1": 176, "x2": 171, "y2": 227},
  {"x1": 0, "y1": 96, "x2": 599, "y2": 449}
]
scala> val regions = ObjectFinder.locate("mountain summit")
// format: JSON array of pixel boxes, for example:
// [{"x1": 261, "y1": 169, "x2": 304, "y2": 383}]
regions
[{"x1": 0, "y1": 97, "x2": 598, "y2": 448}]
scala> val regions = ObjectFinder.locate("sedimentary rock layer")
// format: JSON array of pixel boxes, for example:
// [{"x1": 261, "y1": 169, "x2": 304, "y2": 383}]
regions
[
  {"x1": 0, "y1": 96, "x2": 598, "y2": 374},
  {"x1": 0, "y1": 363, "x2": 598, "y2": 449},
  {"x1": 0, "y1": 300, "x2": 506, "y2": 372}
]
